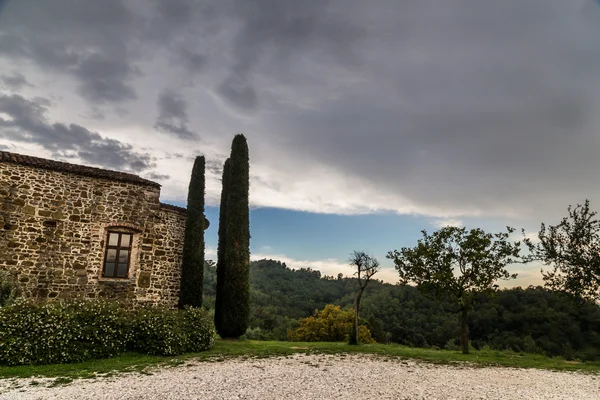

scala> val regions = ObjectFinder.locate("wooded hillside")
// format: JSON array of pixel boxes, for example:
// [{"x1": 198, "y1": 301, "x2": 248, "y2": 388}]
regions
[{"x1": 203, "y1": 259, "x2": 600, "y2": 361}]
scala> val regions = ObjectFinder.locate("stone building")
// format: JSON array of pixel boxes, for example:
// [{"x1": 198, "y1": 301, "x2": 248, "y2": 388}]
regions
[{"x1": 0, "y1": 150, "x2": 201, "y2": 307}]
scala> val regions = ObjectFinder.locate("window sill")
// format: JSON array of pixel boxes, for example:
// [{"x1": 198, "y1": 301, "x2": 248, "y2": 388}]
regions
[{"x1": 98, "y1": 276, "x2": 134, "y2": 283}]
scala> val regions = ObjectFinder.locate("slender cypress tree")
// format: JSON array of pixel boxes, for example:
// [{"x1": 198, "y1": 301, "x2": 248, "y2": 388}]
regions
[
  {"x1": 214, "y1": 158, "x2": 231, "y2": 334},
  {"x1": 218, "y1": 134, "x2": 250, "y2": 338},
  {"x1": 178, "y1": 156, "x2": 206, "y2": 308}
]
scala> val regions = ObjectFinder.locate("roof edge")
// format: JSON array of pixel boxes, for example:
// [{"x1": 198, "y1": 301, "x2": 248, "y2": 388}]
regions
[
  {"x1": 159, "y1": 202, "x2": 187, "y2": 214},
  {"x1": 0, "y1": 151, "x2": 161, "y2": 188}
]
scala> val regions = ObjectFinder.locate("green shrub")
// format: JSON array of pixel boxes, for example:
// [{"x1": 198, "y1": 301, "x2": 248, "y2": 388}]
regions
[
  {"x1": 182, "y1": 306, "x2": 216, "y2": 352},
  {"x1": 131, "y1": 307, "x2": 187, "y2": 356},
  {"x1": 131, "y1": 306, "x2": 216, "y2": 355},
  {"x1": 241, "y1": 327, "x2": 265, "y2": 340},
  {"x1": 0, "y1": 299, "x2": 217, "y2": 365},
  {"x1": 0, "y1": 270, "x2": 22, "y2": 307},
  {"x1": 576, "y1": 346, "x2": 600, "y2": 362},
  {"x1": 444, "y1": 338, "x2": 459, "y2": 351},
  {"x1": 0, "y1": 299, "x2": 130, "y2": 365},
  {"x1": 521, "y1": 335, "x2": 543, "y2": 354},
  {"x1": 67, "y1": 300, "x2": 133, "y2": 360}
]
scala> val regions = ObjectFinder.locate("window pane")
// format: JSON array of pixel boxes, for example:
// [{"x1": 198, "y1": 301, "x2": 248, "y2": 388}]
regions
[
  {"x1": 108, "y1": 233, "x2": 119, "y2": 246},
  {"x1": 120, "y1": 234, "x2": 131, "y2": 247},
  {"x1": 118, "y1": 250, "x2": 129, "y2": 264},
  {"x1": 117, "y1": 264, "x2": 128, "y2": 277},
  {"x1": 104, "y1": 263, "x2": 115, "y2": 277},
  {"x1": 106, "y1": 249, "x2": 117, "y2": 262}
]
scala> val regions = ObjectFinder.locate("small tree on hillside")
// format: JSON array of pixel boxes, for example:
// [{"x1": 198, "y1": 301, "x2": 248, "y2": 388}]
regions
[
  {"x1": 387, "y1": 226, "x2": 520, "y2": 354},
  {"x1": 214, "y1": 158, "x2": 231, "y2": 334},
  {"x1": 179, "y1": 156, "x2": 205, "y2": 308},
  {"x1": 348, "y1": 251, "x2": 380, "y2": 345},
  {"x1": 523, "y1": 200, "x2": 600, "y2": 301}
]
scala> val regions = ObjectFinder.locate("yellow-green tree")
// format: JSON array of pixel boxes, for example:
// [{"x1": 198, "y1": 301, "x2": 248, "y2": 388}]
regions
[{"x1": 287, "y1": 304, "x2": 375, "y2": 343}]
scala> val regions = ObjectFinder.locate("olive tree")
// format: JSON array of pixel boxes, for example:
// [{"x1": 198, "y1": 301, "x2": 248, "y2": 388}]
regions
[
  {"x1": 524, "y1": 200, "x2": 600, "y2": 301},
  {"x1": 387, "y1": 226, "x2": 520, "y2": 354}
]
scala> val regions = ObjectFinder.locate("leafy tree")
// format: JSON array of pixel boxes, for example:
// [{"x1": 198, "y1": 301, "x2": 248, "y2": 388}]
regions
[
  {"x1": 178, "y1": 156, "x2": 205, "y2": 308},
  {"x1": 214, "y1": 158, "x2": 231, "y2": 334},
  {"x1": 524, "y1": 200, "x2": 600, "y2": 301},
  {"x1": 287, "y1": 304, "x2": 375, "y2": 343},
  {"x1": 348, "y1": 251, "x2": 380, "y2": 345},
  {"x1": 387, "y1": 226, "x2": 520, "y2": 354},
  {"x1": 216, "y1": 134, "x2": 251, "y2": 338}
]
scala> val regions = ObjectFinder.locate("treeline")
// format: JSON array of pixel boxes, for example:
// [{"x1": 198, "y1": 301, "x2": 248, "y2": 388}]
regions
[{"x1": 203, "y1": 259, "x2": 600, "y2": 361}]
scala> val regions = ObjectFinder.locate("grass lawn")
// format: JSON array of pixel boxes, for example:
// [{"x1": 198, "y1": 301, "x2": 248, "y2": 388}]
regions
[{"x1": 1, "y1": 340, "x2": 599, "y2": 380}]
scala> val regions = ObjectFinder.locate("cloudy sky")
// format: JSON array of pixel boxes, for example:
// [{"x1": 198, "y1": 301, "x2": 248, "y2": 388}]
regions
[{"x1": 1, "y1": 0, "x2": 600, "y2": 286}]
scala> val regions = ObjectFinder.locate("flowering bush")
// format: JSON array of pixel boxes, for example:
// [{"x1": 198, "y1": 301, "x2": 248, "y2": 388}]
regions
[
  {"x1": 132, "y1": 306, "x2": 216, "y2": 355},
  {"x1": 66, "y1": 300, "x2": 133, "y2": 361},
  {"x1": 0, "y1": 299, "x2": 130, "y2": 365},
  {"x1": 0, "y1": 299, "x2": 217, "y2": 365},
  {"x1": 182, "y1": 306, "x2": 216, "y2": 352},
  {"x1": 131, "y1": 306, "x2": 187, "y2": 356}
]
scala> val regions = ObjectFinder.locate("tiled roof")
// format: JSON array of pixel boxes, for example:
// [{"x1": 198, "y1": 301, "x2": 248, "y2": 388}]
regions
[
  {"x1": 160, "y1": 203, "x2": 211, "y2": 229},
  {"x1": 159, "y1": 203, "x2": 187, "y2": 214},
  {"x1": 0, "y1": 150, "x2": 161, "y2": 188}
]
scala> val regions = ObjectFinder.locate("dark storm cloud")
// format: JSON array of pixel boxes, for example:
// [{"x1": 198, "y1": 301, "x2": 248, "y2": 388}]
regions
[
  {"x1": 1, "y1": 72, "x2": 30, "y2": 90},
  {"x1": 0, "y1": 0, "x2": 140, "y2": 103},
  {"x1": 72, "y1": 52, "x2": 140, "y2": 103},
  {"x1": 206, "y1": 158, "x2": 225, "y2": 176},
  {"x1": 217, "y1": 76, "x2": 258, "y2": 111},
  {"x1": 216, "y1": 0, "x2": 365, "y2": 110},
  {"x1": 154, "y1": 90, "x2": 196, "y2": 140},
  {"x1": 0, "y1": 0, "x2": 226, "y2": 104},
  {"x1": 1, "y1": 0, "x2": 600, "y2": 219},
  {"x1": 0, "y1": 94, "x2": 154, "y2": 172},
  {"x1": 147, "y1": 0, "x2": 220, "y2": 75},
  {"x1": 178, "y1": 49, "x2": 208, "y2": 73},
  {"x1": 145, "y1": 172, "x2": 171, "y2": 181},
  {"x1": 165, "y1": 153, "x2": 185, "y2": 159},
  {"x1": 260, "y1": 0, "x2": 600, "y2": 218}
]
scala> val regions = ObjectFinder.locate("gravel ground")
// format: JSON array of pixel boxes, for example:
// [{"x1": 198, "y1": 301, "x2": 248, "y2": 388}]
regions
[{"x1": 1, "y1": 354, "x2": 598, "y2": 400}]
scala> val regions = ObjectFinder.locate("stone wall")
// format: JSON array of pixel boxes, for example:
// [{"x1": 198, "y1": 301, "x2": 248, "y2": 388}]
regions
[{"x1": 0, "y1": 160, "x2": 186, "y2": 307}]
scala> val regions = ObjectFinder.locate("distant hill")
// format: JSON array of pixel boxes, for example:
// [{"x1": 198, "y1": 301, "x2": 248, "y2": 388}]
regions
[{"x1": 203, "y1": 259, "x2": 600, "y2": 361}]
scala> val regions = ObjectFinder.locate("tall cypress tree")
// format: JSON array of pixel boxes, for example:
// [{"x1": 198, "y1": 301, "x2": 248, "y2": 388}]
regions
[
  {"x1": 178, "y1": 156, "x2": 205, "y2": 308},
  {"x1": 214, "y1": 158, "x2": 231, "y2": 334},
  {"x1": 218, "y1": 134, "x2": 250, "y2": 338}
]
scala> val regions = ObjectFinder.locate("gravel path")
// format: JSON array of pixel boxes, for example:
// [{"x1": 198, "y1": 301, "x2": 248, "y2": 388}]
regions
[{"x1": 1, "y1": 354, "x2": 598, "y2": 400}]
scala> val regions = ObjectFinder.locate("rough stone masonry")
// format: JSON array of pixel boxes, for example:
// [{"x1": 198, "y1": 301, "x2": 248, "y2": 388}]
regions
[{"x1": 0, "y1": 151, "x2": 200, "y2": 307}]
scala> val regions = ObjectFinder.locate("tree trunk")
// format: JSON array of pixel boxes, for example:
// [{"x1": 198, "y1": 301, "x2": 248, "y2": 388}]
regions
[
  {"x1": 350, "y1": 289, "x2": 363, "y2": 345},
  {"x1": 460, "y1": 307, "x2": 469, "y2": 354}
]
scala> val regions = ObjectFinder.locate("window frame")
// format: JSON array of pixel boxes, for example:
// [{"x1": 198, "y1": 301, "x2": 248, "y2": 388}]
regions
[{"x1": 102, "y1": 231, "x2": 133, "y2": 279}]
